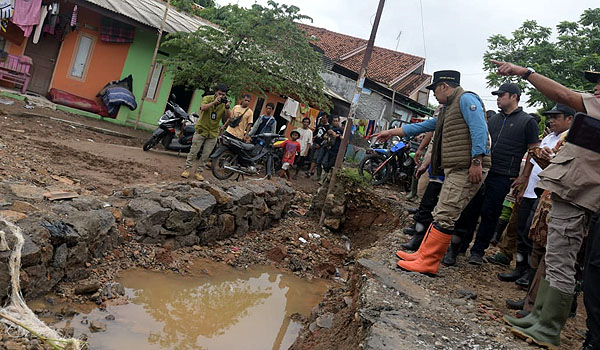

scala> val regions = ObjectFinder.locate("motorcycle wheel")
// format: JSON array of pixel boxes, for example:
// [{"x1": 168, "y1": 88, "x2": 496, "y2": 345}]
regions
[
  {"x1": 142, "y1": 136, "x2": 160, "y2": 151},
  {"x1": 359, "y1": 154, "x2": 391, "y2": 186},
  {"x1": 212, "y1": 150, "x2": 238, "y2": 180}
]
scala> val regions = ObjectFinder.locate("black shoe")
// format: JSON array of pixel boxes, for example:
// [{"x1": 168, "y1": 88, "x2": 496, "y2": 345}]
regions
[
  {"x1": 515, "y1": 268, "x2": 535, "y2": 289},
  {"x1": 442, "y1": 242, "x2": 460, "y2": 266},
  {"x1": 407, "y1": 207, "x2": 418, "y2": 214},
  {"x1": 506, "y1": 298, "x2": 525, "y2": 310},
  {"x1": 485, "y1": 252, "x2": 511, "y2": 266},
  {"x1": 401, "y1": 233, "x2": 424, "y2": 251},
  {"x1": 403, "y1": 226, "x2": 417, "y2": 236},
  {"x1": 498, "y1": 261, "x2": 528, "y2": 282},
  {"x1": 468, "y1": 254, "x2": 484, "y2": 265}
]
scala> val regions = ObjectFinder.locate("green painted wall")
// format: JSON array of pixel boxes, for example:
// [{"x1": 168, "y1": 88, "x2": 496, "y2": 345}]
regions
[{"x1": 116, "y1": 28, "x2": 202, "y2": 127}]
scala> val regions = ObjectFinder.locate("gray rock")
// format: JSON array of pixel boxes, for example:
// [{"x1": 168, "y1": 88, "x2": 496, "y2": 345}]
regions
[
  {"x1": 70, "y1": 197, "x2": 104, "y2": 211},
  {"x1": 52, "y1": 243, "x2": 68, "y2": 268},
  {"x1": 451, "y1": 298, "x2": 468, "y2": 306},
  {"x1": 316, "y1": 312, "x2": 334, "y2": 329},
  {"x1": 226, "y1": 186, "x2": 254, "y2": 205},
  {"x1": 89, "y1": 321, "x2": 106, "y2": 333},
  {"x1": 74, "y1": 282, "x2": 101, "y2": 295},
  {"x1": 9, "y1": 184, "x2": 45, "y2": 200},
  {"x1": 188, "y1": 193, "x2": 217, "y2": 216}
]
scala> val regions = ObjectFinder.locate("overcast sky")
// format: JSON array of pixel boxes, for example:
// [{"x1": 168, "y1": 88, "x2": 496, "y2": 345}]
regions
[{"x1": 215, "y1": 0, "x2": 597, "y2": 111}]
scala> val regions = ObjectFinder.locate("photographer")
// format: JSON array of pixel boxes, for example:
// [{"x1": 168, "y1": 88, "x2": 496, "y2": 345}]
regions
[{"x1": 181, "y1": 83, "x2": 231, "y2": 181}]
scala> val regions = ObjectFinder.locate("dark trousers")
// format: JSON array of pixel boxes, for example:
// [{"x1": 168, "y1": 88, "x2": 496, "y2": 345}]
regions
[
  {"x1": 584, "y1": 211, "x2": 600, "y2": 342},
  {"x1": 413, "y1": 181, "x2": 443, "y2": 226},
  {"x1": 456, "y1": 186, "x2": 486, "y2": 253},
  {"x1": 470, "y1": 173, "x2": 513, "y2": 256},
  {"x1": 516, "y1": 197, "x2": 537, "y2": 257}
]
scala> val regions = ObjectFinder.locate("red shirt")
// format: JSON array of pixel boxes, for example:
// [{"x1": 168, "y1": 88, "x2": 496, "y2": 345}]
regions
[{"x1": 280, "y1": 140, "x2": 301, "y2": 164}]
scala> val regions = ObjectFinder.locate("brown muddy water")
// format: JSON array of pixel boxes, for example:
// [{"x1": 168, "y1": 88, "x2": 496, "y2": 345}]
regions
[{"x1": 49, "y1": 261, "x2": 330, "y2": 350}]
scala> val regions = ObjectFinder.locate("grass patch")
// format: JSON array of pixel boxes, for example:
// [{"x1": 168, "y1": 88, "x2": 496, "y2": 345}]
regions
[{"x1": 339, "y1": 167, "x2": 372, "y2": 188}]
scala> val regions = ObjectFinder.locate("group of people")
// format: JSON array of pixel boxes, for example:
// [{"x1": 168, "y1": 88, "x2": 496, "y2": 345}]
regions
[
  {"x1": 375, "y1": 61, "x2": 600, "y2": 350},
  {"x1": 178, "y1": 82, "x2": 344, "y2": 182}
]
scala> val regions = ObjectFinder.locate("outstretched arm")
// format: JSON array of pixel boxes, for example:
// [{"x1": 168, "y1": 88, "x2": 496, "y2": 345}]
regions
[{"x1": 490, "y1": 60, "x2": 586, "y2": 112}]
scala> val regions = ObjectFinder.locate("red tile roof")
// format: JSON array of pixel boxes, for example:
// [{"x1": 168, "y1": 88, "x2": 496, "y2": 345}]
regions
[
  {"x1": 392, "y1": 73, "x2": 432, "y2": 96},
  {"x1": 298, "y1": 23, "x2": 427, "y2": 88}
]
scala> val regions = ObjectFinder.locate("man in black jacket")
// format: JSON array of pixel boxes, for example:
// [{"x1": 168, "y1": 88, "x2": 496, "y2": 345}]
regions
[{"x1": 468, "y1": 83, "x2": 540, "y2": 264}]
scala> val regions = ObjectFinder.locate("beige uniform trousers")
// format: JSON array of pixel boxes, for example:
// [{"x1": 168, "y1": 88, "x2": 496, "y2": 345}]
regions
[{"x1": 432, "y1": 167, "x2": 488, "y2": 231}]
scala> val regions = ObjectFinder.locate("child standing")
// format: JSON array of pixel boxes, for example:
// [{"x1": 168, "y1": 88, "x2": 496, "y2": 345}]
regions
[{"x1": 278, "y1": 130, "x2": 301, "y2": 180}]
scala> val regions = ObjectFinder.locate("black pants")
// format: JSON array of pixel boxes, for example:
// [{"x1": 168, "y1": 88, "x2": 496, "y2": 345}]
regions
[
  {"x1": 515, "y1": 197, "x2": 537, "y2": 257},
  {"x1": 470, "y1": 173, "x2": 513, "y2": 256},
  {"x1": 456, "y1": 185, "x2": 486, "y2": 253},
  {"x1": 584, "y1": 211, "x2": 600, "y2": 342},
  {"x1": 413, "y1": 181, "x2": 443, "y2": 226}
]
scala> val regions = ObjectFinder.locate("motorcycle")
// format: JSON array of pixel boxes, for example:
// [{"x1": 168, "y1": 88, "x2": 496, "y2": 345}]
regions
[
  {"x1": 359, "y1": 138, "x2": 415, "y2": 190},
  {"x1": 142, "y1": 94, "x2": 198, "y2": 153},
  {"x1": 211, "y1": 131, "x2": 286, "y2": 180}
]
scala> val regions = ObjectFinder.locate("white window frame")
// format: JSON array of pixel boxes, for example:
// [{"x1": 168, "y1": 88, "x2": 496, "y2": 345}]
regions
[
  {"x1": 68, "y1": 33, "x2": 96, "y2": 81},
  {"x1": 146, "y1": 63, "x2": 165, "y2": 101}
]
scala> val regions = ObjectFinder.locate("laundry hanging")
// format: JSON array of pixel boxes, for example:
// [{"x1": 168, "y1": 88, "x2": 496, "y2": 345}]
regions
[
  {"x1": 281, "y1": 98, "x2": 299, "y2": 121},
  {"x1": 12, "y1": 0, "x2": 42, "y2": 37},
  {"x1": 0, "y1": 0, "x2": 12, "y2": 20},
  {"x1": 70, "y1": 4, "x2": 77, "y2": 30},
  {"x1": 32, "y1": 4, "x2": 47, "y2": 44},
  {"x1": 100, "y1": 17, "x2": 134, "y2": 43}
]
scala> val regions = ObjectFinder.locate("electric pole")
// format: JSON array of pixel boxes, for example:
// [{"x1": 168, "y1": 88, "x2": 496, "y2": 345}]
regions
[{"x1": 319, "y1": 0, "x2": 387, "y2": 226}]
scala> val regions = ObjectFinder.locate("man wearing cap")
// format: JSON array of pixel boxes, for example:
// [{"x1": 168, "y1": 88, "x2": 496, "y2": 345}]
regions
[
  {"x1": 468, "y1": 83, "x2": 540, "y2": 265},
  {"x1": 374, "y1": 70, "x2": 490, "y2": 275},
  {"x1": 491, "y1": 60, "x2": 600, "y2": 350}
]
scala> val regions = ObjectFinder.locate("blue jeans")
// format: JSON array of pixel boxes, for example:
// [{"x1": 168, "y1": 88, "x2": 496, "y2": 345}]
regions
[{"x1": 470, "y1": 173, "x2": 513, "y2": 257}]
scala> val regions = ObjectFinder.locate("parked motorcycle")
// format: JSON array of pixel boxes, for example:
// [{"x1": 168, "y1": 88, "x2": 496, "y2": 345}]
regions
[
  {"x1": 359, "y1": 138, "x2": 415, "y2": 189},
  {"x1": 142, "y1": 94, "x2": 198, "y2": 153},
  {"x1": 211, "y1": 132, "x2": 286, "y2": 180}
]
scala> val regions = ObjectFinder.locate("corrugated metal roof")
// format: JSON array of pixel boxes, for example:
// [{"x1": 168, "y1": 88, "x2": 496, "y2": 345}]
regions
[{"x1": 84, "y1": 0, "x2": 220, "y2": 33}]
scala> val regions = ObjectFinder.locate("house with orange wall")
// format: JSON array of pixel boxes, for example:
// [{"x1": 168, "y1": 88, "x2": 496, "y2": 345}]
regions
[{"x1": 0, "y1": 0, "x2": 219, "y2": 128}]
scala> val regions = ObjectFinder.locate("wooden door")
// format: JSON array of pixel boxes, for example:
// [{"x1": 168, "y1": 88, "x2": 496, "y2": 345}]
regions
[{"x1": 24, "y1": 35, "x2": 61, "y2": 96}]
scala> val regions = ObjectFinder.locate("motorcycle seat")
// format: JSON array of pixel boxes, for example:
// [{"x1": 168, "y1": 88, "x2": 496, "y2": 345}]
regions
[
  {"x1": 183, "y1": 125, "x2": 195, "y2": 134},
  {"x1": 227, "y1": 137, "x2": 255, "y2": 151}
]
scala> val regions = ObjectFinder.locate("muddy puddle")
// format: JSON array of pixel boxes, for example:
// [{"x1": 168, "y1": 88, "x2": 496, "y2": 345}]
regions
[{"x1": 48, "y1": 260, "x2": 330, "y2": 350}]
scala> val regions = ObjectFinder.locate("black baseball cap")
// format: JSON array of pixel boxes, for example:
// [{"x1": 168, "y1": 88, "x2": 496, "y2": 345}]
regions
[
  {"x1": 492, "y1": 83, "x2": 521, "y2": 97},
  {"x1": 425, "y1": 70, "x2": 461, "y2": 90},
  {"x1": 584, "y1": 71, "x2": 600, "y2": 84},
  {"x1": 542, "y1": 103, "x2": 576, "y2": 117}
]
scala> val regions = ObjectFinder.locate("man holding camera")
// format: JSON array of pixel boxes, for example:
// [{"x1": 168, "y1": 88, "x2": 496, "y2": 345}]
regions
[
  {"x1": 182, "y1": 83, "x2": 231, "y2": 181},
  {"x1": 221, "y1": 93, "x2": 254, "y2": 142}
]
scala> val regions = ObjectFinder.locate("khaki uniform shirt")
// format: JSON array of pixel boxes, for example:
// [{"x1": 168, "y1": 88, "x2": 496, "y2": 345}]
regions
[{"x1": 538, "y1": 93, "x2": 600, "y2": 212}]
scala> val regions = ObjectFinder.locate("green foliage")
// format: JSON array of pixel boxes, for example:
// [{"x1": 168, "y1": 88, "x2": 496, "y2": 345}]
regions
[
  {"x1": 483, "y1": 8, "x2": 600, "y2": 110},
  {"x1": 162, "y1": 1, "x2": 329, "y2": 108},
  {"x1": 340, "y1": 168, "x2": 372, "y2": 188},
  {"x1": 171, "y1": 0, "x2": 215, "y2": 15}
]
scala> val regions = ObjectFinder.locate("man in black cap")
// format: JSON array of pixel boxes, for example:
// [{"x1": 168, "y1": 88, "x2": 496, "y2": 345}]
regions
[
  {"x1": 374, "y1": 70, "x2": 490, "y2": 275},
  {"x1": 490, "y1": 60, "x2": 600, "y2": 350},
  {"x1": 467, "y1": 82, "x2": 540, "y2": 266}
]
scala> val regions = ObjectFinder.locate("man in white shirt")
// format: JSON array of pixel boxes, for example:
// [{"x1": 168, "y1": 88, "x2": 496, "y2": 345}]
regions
[
  {"x1": 497, "y1": 104, "x2": 575, "y2": 285},
  {"x1": 294, "y1": 117, "x2": 313, "y2": 179}
]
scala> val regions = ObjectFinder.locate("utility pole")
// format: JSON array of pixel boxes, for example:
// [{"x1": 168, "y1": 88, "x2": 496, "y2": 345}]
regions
[
  {"x1": 319, "y1": 0, "x2": 386, "y2": 226},
  {"x1": 135, "y1": 0, "x2": 171, "y2": 129}
]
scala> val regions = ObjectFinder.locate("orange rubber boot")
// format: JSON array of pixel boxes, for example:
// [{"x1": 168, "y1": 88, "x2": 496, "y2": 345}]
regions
[
  {"x1": 396, "y1": 224, "x2": 433, "y2": 261},
  {"x1": 396, "y1": 225, "x2": 451, "y2": 275}
]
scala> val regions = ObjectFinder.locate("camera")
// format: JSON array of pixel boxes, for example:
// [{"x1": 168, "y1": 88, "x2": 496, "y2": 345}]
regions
[{"x1": 219, "y1": 96, "x2": 228, "y2": 105}]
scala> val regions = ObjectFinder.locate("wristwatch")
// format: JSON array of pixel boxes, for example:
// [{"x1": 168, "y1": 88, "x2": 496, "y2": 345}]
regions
[
  {"x1": 471, "y1": 158, "x2": 481, "y2": 166},
  {"x1": 522, "y1": 67, "x2": 535, "y2": 80}
]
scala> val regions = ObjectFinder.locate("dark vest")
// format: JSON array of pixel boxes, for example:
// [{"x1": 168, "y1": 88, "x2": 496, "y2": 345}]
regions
[
  {"x1": 488, "y1": 107, "x2": 536, "y2": 177},
  {"x1": 431, "y1": 87, "x2": 491, "y2": 175}
]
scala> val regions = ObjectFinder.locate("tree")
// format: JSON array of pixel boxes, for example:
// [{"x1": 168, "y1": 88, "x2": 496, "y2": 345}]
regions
[
  {"x1": 483, "y1": 8, "x2": 600, "y2": 110},
  {"x1": 171, "y1": 0, "x2": 215, "y2": 15},
  {"x1": 162, "y1": 1, "x2": 329, "y2": 108}
]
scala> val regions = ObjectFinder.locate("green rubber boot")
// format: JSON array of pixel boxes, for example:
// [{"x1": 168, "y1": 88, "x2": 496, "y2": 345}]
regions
[
  {"x1": 511, "y1": 284, "x2": 574, "y2": 350},
  {"x1": 503, "y1": 278, "x2": 550, "y2": 328}
]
